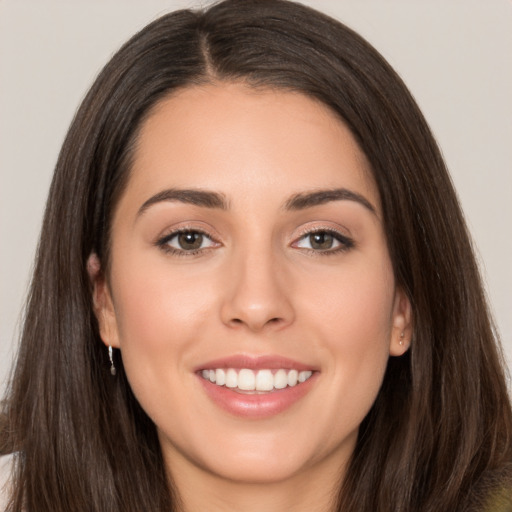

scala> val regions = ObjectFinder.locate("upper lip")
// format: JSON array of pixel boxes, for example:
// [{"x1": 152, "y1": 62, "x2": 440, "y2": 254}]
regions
[{"x1": 195, "y1": 354, "x2": 318, "y2": 372}]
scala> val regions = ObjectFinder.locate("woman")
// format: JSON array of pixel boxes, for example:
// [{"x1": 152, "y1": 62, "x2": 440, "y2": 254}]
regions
[{"x1": 1, "y1": 0, "x2": 511, "y2": 510}]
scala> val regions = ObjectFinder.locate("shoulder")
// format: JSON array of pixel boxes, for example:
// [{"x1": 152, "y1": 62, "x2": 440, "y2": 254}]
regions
[
  {"x1": 0, "y1": 454, "x2": 13, "y2": 511},
  {"x1": 464, "y1": 463, "x2": 512, "y2": 512}
]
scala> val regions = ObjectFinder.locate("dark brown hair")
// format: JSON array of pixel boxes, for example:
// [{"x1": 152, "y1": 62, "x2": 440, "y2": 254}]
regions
[{"x1": 2, "y1": 1, "x2": 511, "y2": 510}]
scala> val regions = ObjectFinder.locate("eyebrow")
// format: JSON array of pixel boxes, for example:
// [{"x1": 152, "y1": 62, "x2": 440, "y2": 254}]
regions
[
  {"x1": 137, "y1": 186, "x2": 376, "y2": 218},
  {"x1": 284, "y1": 188, "x2": 376, "y2": 214},
  {"x1": 137, "y1": 188, "x2": 229, "y2": 217}
]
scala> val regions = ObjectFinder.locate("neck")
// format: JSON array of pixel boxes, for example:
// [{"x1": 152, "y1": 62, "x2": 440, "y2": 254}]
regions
[{"x1": 165, "y1": 449, "x2": 347, "y2": 512}]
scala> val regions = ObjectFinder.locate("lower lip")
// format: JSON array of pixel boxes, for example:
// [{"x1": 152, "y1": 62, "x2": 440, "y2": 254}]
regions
[{"x1": 197, "y1": 373, "x2": 318, "y2": 419}]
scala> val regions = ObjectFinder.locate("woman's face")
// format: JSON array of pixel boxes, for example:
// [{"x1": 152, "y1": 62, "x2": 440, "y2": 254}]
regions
[{"x1": 93, "y1": 83, "x2": 410, "y2": 486}]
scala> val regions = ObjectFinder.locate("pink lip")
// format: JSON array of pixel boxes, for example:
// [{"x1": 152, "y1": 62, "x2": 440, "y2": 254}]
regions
[
  {"x1": 195, "y1": 354, "x2": 319, "y2": 419},
  {"x1": 194, "y1": 354, "x2": 317, "y2": 372}
]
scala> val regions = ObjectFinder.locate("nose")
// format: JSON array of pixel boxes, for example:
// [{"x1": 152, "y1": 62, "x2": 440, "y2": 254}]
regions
[{"x1": 220, "y1": 247, "x2": 295, "y2": 333}]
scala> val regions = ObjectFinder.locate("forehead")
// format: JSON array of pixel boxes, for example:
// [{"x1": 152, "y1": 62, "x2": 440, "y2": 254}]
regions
[{"x1": 124, "y1": 82, "x2": 379, "y2": 212}]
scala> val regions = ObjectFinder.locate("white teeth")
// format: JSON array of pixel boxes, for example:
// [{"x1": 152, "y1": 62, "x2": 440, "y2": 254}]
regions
[
  {"x1": 287, "y1": 369, "x2": 298, "y2": 387},
  {"x1": 215, "y1": 368, "x2": 226, "y2": 386},
  {"x1": 238, "y1": 369, "x2": 256, "y2": 390},
  {"x1": 274, "y1": 369, "x2": 288, "y2": 389},
  {"x1": 298, "y1": 370, "x2": 312, "y2": 383},
  {"x1": 255, "y1": 369, "x2": 274, "y2": 391},
  {"x1": 225, "y1": 368, "x2": 238, "y2": 388},
  {"x1": 201, "y1": 368, "x2": 313, "y2": 391}
]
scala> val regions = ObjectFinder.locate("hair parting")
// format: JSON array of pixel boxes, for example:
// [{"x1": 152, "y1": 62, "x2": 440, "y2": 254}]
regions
[{"x1": 1, "y1": 1, "x2": 510, "y2": 510}]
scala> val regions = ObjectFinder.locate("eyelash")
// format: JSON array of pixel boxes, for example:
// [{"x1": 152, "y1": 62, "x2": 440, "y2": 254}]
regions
[
  {"x1": 156, "y1": 228, "x2": 219, "y2": 257},
  {"x1": 292, "y1": 228, "x2": 355, "y2": 255},
  {"x1": 156, "y1": 227, "x2": 355, "y2": 257}
]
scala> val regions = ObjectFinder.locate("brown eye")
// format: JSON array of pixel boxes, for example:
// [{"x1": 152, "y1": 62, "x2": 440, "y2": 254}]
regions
[
  {"x1": 177, "y1": 232, "x2": 203, "y2": 250},
  {"x1": 158, "y1": 230, "x2": 217, "y2": 254},
  {"x1": 309, "y1": 232, "x2": 334, "y2": 250},
  {"x1": 293, "y1": 229, "x2": 354, "y2": 253}
]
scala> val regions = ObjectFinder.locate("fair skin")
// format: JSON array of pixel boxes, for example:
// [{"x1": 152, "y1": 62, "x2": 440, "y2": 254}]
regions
[{"x1": 91, "y1": 83, "x2": 411, "y2": 512}]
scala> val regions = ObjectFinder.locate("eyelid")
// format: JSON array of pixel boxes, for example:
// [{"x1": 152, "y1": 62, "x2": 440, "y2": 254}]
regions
[
  {"x1": 155, "y1": 224, "x2": 222, "y2": 255},
  {"x1": 290, "y1": 224, "x2": 355, "y2": 253}
]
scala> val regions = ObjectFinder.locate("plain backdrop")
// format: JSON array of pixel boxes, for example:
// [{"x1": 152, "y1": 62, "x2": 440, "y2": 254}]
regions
[{"x1": 0, "y1": 0, "x2": 511, "y2": 395}]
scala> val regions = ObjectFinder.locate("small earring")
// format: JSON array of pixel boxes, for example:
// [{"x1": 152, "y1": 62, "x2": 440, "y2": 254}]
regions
[
  {"x1": 399, "y1": 332, "x2": 405, "y2": 346},
  {"x1": 109, "y1": 345, "x2": 116, "y2": 376}
]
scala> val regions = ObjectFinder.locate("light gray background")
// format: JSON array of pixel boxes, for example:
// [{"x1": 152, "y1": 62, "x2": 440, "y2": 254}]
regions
[{"x1": 1, "y1": 0, "x2": 511, "y2": 395}]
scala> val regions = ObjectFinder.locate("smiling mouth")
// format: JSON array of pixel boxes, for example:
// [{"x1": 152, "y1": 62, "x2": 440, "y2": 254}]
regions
[{"x1": 200, "y1": 368, "x2": 314, "y2": 393}]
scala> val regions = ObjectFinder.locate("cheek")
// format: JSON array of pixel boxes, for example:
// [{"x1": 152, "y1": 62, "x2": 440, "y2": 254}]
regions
[
  {"x1": 301, "y1": 253, "x2": 394, "y2": 337},
  {"x1": 298, "y1": 256, "x2": 394, "y2": 412},
  {"x1": 111, "y1": 253, "x2": 215, "y2": 342},
  {"x1": 108, "y1": 256, "x2": 218, "y2": 407}
]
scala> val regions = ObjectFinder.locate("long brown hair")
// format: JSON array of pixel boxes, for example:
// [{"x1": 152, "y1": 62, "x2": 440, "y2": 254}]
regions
[{"x1": 2, "y1": 1, "x2": 511, "y2": 510}]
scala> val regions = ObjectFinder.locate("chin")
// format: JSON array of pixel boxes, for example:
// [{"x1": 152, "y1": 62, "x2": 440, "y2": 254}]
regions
[{"x1": 203, "y1": 453, "x2": 311, "y2": 485}]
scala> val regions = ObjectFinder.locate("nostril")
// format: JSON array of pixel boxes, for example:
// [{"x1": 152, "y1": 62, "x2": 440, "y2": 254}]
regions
[{"x1": 228, "y1": 316, "x2": 283, "y2": 330}]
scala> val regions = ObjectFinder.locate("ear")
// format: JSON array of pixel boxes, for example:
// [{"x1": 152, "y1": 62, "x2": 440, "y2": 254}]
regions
[
  {"x1": 389, "y1": 287, "x2": 413, "y2": 357},
  {"x1": 87, "y1": 253, "x2": 120, "y2": 349}
]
